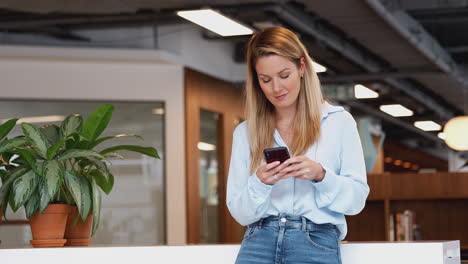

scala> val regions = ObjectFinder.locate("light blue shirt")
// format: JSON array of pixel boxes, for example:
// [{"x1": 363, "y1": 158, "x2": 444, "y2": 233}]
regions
[{"x1": 226, "y1": 102, "x2": 370, "y2": 240}]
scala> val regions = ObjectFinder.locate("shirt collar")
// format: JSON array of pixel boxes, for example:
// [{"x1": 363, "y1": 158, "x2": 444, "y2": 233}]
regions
[
  {"x1": 274, "y1": 102, "x2": 344, "y2": 147},
  {"x1": 321, "y1": 101, "x2": 344, "y2": 120}
]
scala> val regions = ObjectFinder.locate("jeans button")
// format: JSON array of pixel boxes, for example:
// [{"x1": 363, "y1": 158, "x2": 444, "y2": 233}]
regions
[{"x1": 280, "y1": 217, "x2": 287, "y2": 223}]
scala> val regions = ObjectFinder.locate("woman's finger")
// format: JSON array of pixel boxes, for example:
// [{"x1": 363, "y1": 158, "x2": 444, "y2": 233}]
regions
[
  {"x1": 283, "y1": 156, "x2": 307, "y2": 166},
  {"x1": 265, "y1": 161, "x2": 280, "y2": 171},
  {"x1": 279, "y1": 167, "x2": 311, "y2": 180},
  {"x1": 278, "y1": 162, "x2": 305, "y2": 174}
]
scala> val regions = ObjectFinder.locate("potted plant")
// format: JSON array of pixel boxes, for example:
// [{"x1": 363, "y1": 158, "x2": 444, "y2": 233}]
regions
[
  {"x1": 0, "y1": 118, "x2": 21, "y2": 223},
  {"x1": 61, "y1": 104, "x2": 160, "y2": 246},
  {"x1": 0, "y1": 104, "x2": 159, "y2": 247}
]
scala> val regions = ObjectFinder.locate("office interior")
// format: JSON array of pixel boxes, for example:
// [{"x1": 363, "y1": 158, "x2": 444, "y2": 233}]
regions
[{"x1": 0, "y1": 0, "x2": 467, "y2": 263}]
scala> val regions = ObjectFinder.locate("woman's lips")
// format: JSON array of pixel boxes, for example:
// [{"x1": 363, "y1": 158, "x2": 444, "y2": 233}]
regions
[{"x1": 275, "y1": 93, "x2": 287, "y2": 100}]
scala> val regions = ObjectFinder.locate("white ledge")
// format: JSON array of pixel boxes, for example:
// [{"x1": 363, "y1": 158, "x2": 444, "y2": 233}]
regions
[{"x1": 0, "y1": 240, "x2": 461, "y2": 264}]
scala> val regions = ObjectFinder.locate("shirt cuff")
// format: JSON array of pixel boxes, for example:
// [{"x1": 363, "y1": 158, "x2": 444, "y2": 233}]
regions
[
  {"x1": 248, "y1": 174, "x2": 273, "y2": 198},
  {"x1": 312, "y1": 164, "x2": 340, "y2": 194}
]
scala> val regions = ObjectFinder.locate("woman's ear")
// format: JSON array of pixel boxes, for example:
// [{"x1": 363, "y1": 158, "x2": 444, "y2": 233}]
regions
[{"x1": 300, "y1": 57, "x2": 306, "y2": 77}]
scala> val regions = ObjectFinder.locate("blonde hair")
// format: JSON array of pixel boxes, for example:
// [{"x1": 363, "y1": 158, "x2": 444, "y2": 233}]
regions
[{"x1": 245, "y1": 27, "x2": 324, "y2": 174}]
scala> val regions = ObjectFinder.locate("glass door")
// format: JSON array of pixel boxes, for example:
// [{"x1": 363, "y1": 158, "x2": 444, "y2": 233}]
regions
[{"x1": 198, "y1": 109, "x2": 221, "y2": 243}]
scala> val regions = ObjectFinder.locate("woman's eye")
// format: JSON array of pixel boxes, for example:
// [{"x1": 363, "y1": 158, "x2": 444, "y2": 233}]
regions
[
  {"x1": 262, "y1": 79, "x2": 271, "y2": 83},
  {"x1": 280, "y1": 75, "x2": 289, "y2": 79}
]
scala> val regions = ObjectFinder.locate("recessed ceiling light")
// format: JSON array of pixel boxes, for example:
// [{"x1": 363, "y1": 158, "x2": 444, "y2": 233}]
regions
[
  {"x1": 414, "y1": 121, "x2": 442, "y2": 131},
  {"x1": 379, "y1": 104, "x2": 414, "y2": 117},
  {"x1": 354, "y1": 84, "x2": 379, "y2": 99},
  {"x1": 176, "y1": 9, "x2": 254, "y2": 37},
  {"x1": 312, "y1": 61, "x2": 327, "y2": 73},
  {"x1": 197, "y1": 142, "x2": 216, "y2": 151},
  {"x1": 437, "y1": 132, "x2": 446, "y2": 140}
]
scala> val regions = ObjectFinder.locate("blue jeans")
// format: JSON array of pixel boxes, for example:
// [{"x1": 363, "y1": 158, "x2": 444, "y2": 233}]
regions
[{"x1": 235, "y1": 214, "x2": 342, "y2": 264}]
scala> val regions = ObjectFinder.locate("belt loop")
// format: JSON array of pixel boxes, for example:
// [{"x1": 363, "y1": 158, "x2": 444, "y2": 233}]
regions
[
  {"x1": 258, "y1": 218, "x2": 264, "y2": 228},
  {"x1": 301, "y1": 216, "x2": 307, "y2": 232}
]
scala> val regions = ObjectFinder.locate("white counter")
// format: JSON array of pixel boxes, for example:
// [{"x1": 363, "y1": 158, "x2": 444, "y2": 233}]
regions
[{"x1": 0, "y1": 241, "x2": 461, "y2": 264}]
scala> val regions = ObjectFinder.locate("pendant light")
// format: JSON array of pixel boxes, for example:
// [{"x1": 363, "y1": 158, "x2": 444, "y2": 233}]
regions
[{"x1": 444, "y1": 87, "x2": 468, "y2": 151}]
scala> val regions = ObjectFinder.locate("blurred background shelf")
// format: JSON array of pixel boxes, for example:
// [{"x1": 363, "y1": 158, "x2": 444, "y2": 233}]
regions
[{"x1": 346, "y1": 172, "x2": 468, "y2": 251}]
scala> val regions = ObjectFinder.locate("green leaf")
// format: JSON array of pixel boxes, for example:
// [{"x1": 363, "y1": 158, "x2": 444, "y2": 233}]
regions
[
  {"x1": 47, "y1": 139, "x2": 66, "y2": 160},
  {"x1": 35, "y1": 162, "x2": 45, "y2": 176},
  {"x1": 102, "y1": 152, "x2": 124, "y2": 159},
  {"x1": 90, "y1": 134, "x2": 143, "y2": 149},
  {"x1": 21, "y1": 123, "x2": 49, "y2": 159},
  {"x1": 82, "y1": 104, "x2": 114, "y2": 142},
  {"x1": 58, "y1": 149, "x2": 104, "y2": 161},
  {"x1": 2, "y1": 152, "x2": 14, "y2": 165},
  {"x1": 10, "y1": 169, "x2": 37, "y2": 212},
  {"x1": 87, "y1": 157, "x2": 108, "y2": 172},
  {"x1": 24, "y1": 189, "x2": 40, "y2": 219},
  {"x1": 90, "y1": 177, "x2": 101, "y2": 236},
  {"x1": 38, "y1": 184, "x2": 51, "y2": 213},
  {"x1": 13, "y1": 148, "x2": 36, "y2": 170},
  {"x1": 0, "y1": 170, "x2": 6, "y2": 183},
  {"x1": 60, "y1": 114, "x2": 83, "y2": 138},
  {"x1": 0, "y1": 137, "x2": 29, "y2": 154},
  {"x1": 78, "y1": 173, "x2": 92, "y2": 221},
  {"x1": 64, "y1": 171, "x2": 92, "y2": 221},
  {"x1": 100, "y1": 145, "x2": 160, "y2": 159},
  {"x1": 64, "y1": 171, "x2": 82, "y2": 213},
  {"x1": 43, "y1": 160, "x2": 64, "y2": 199},
  {"x1": 90, "y1": 169, "x2": 114, "y2": 195},
  {"x1": 0, "y1": 168, "x2": 29, "y2": 215},
  {"x1": 65, "y1": 134, "x2": 80, "y2": 150},
  {"x1": 0, "y1": 119, "x2": 18, "y2": 141},
  {"x1": 41, "y1": 125, "x2": 60, "y2": 145}
]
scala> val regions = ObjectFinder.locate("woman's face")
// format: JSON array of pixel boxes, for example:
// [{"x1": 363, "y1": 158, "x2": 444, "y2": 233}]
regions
[{"x1": 255, "y1": 55, "x2": 305, "y2": 111}]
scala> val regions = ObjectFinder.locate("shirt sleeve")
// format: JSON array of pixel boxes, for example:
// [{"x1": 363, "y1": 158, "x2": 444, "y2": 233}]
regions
[
  {"x1": 226, "y1": 125, "x2": 273, "y2": 226},
  {"x1": 312, "y1": 111, "x2": 370, "y2": 215}
]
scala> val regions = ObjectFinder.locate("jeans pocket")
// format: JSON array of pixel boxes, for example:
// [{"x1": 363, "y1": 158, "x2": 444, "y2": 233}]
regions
[
  {"x1": 304, "y1": 229, "x2": 338, "y2": 253},
  {"x1": 243, "y1": 225, "x2": 259, "y2": 240}
]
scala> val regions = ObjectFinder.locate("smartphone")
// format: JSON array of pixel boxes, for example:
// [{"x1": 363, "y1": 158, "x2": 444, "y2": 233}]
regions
[{"x1": 263, "y1": 147, "x2": 291, "y2": 164}]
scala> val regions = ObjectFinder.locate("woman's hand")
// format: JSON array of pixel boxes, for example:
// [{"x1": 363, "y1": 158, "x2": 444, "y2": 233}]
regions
[
  {"x1": 276, "y1": 156, "x2": 326, "y2": 182},
  {"x1": 256, "y1": 161, "x2": 285, "y2": 185}
]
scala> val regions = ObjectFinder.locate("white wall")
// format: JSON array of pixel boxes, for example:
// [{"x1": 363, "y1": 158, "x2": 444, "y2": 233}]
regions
[
  {"x1": 0, "y1": 45, "x2": 186, "y2": 245},
  {"x1": 157, "y1": 24, "x2": 247, "y2": 82}
]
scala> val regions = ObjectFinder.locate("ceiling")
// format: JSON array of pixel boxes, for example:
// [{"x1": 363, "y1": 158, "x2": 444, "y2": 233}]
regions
[{"x1": 1, "y1": 0, "x2": 467, "y2": 151}]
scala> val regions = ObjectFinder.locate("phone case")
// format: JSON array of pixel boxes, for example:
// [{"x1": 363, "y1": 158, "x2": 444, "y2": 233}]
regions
[{"x1": 263, "y1": 147, "x2": 291, "y2": 164}]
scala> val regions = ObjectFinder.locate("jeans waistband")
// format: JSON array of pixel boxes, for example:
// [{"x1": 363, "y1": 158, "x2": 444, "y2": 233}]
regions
[{"x1": 249, "y1": 214, "x2": 339, "y2": 234}]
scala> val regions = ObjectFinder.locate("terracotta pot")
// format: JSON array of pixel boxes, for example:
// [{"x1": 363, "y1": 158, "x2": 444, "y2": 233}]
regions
[
  {"x1": 29, "y1": 204, "x2": 69, "y2": 248},
  {"x1": 64, "y1": 206, "x2": 93, "y2": 246}
]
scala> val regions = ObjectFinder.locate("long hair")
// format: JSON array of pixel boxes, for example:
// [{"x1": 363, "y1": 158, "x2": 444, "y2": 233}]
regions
[{"x1": 245, "y1": 27, "x2": 324, "y2": 174}]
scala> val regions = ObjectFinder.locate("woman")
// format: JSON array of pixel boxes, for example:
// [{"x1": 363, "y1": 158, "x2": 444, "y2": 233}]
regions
[{"x1": 226, "y1": 27, "x2": 370, "y2": 264}]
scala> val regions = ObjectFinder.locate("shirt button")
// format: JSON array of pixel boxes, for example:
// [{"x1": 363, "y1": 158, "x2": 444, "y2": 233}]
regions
[{"x1": 280, "y1": 217, "x2": 287, "y2": 223}]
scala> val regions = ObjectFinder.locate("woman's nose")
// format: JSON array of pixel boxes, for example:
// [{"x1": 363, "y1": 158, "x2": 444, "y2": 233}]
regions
[{"x1": 272, "y1": 78, "x2": 282, "y2": 93}]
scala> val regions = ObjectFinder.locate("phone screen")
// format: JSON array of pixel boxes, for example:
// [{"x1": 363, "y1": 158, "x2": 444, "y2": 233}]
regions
[{"x1": 263, "y1": 147, "x2": 291, "y2": 164}]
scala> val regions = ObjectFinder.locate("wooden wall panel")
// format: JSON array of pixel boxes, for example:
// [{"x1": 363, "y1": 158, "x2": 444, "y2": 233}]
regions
[
  {"x1": 388, "y1": 173, "x2": 468, "y2": 200},
  {"x1": 367, "y1": 173, "x2": 468, "y2": 200},
  {"x1": 185, "y1": 68, "x2": 244, "y2": 244},
  {"x1": 345, "y1": 201, "x2": 386, "y2": 241},
  {"x1": 367, "y1": 173, "x2": 390, "y2": 200}
]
